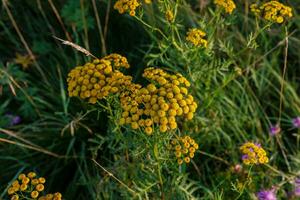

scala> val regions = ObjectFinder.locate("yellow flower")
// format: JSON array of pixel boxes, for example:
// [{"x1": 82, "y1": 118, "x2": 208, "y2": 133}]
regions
[
  {"x1": 7, "y1": 187, "x2": 15, "y2": 195},
  {"x1": 131, "y1": 122, "x2": 139, "y2": 129},
  {"x1": 170, "y1": 136, "x2": 198, "y2": 165},
  {"x1": 22, "y1": 177, "x2": 30, "y2": 184},
  {"x1": 18, "y1": 174, "x2": 26, "y2": 180},
  {"x1": 250, "y1": 1, "x2": 293, "y2": 24},
  {"x1": 36, "y1": 184, "x2": 45, "y2": 192},
  {"x1": 165, "y1": 9, "x2": 174, "y2": 22},
  {"x1": 119, "y1": 67, "x2": 197, "y2": 135},
  {"x1": 67, "y1": 54, "x2": 133, "y2": 104},
  {"x1": 159, "y1": 125, "x2": 168, "y2": 132},
  {"x1": 145, "y1": 127, "x2": 153, "y2": 135},
  {"x1": 7, "y1": 172, "x2": 62, "y2": 200},
  {"x1": 184, "y1": 157, "x2": 191, "y2": 163},
  {"x1": 11, "y1": 195, "x2": 19, "y2": 200},
  {"x1": 31, "y1": 179, "x2": 39, "y2": 185},
  {"x1": 27, "y1": 172, "x2": 36, "y2": 179},
  {"x1": 102, "y1": 53, "x2": 130, "y2": 69},
  {"x1": 240, "y1": 142, "x2": 269, "y2": 165},
  {"x1": 14, "y1": 53, "x2": 34, "y2": 70},
  {"x1": 214, "y1": 0, "x2": 236, "y2": 14},
  {"x1": 54, "y1": 192, "x2": 62, "y2": 198},
  {"x1": 46, "y1": 194, "x2": 54, "y2": 199},
  {"x1": 12, "y1": 181, "x2": 19, "y2": 187},
  {"x1": 31, "y1": 191, "x2": 39, "y2": 199},
  {"x1": 186, "y1": 28, "x2": 208, "y2": 47},
  {"x1": 20, "y1": 184, "x2": 27, "y2": 191},
  {"x1": 177, "y1": 159, "x2": 183, "y2": 165},
  {"x1": 114, "y1": 0, "x2": 140, "y2": 16}
]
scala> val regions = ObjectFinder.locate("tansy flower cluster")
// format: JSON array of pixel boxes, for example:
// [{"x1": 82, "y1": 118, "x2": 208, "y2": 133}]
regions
[
  {"x1": 186, "y1": 28, "x2": 208, "y2": 48},
  {"x1": 113, "y1": 0, "x2": 151, "y2": 16},
  {"x1": 119, "y1": 67, "x2": 197, "y2": 135},
  {"x1": 37, "y1": 193, "x2": 62, "y2": 200},
  {"x1": 67, "y1": 54, "x2": 133, "y2": 104},
  {"x1": 240, "y1": 142, "x2": 269, "y2": 165},
  {"x1": 102, "y1": 53, "x2": 130, "y2": 69},
  {"x1": 169, "y1": 136, "x2": 199, "y2": 165},
  {"x1": 7, "y1": 172, "x2": 62, "y2": 200},
  {"x1": 67, "y1": 56, "x2": 198, "y2": 135},
  {"x1": 113, "y1": 0, "x2": 140, "y2": 16},
  {"x1": 250, "y1": 1, "x2": 293, "y2": 24},
  {"x1": 214, "y1": 0, "x2": 236, "y2": 14}
]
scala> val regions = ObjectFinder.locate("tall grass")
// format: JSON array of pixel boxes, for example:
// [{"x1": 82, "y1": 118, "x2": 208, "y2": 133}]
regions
[{"x1": 0, "y1": 0, "x2": 300, "y2": 199}]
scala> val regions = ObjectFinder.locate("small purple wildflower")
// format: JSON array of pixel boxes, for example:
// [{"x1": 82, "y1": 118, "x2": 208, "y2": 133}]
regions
[
  {"x1": 269, "y1": 124, "x2": 281, "y2": 136},
  {"x1": 11, "y1": 116, "x2": 21, "y2": 125},
  {"x1": 295, "y1": 188, "x2": 300, "y2": 197},
  {"x1": 242, "y1": 154, "x2": 249, "y2": 160},
  {"x1": 255, "y1": 143, "x2": 261, "y2": 147},
  {"x1": 257, "y1": 188, "x2": 277, "y2": 200},
  {"x1": 5, "y1": 114, "x2": 21, "y2": 126},
  {"x1": 292, "y1": 117, "x2": 300, "y2": 128}
]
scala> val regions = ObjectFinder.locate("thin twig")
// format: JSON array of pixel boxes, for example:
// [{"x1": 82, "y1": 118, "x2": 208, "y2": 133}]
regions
[
  {"x1": 104, "y1": 0, "x2": 111, "y2": 42},
  {"x1": 91, "y1": 0, "x2": 107, "y2": 56},
  {"x1": 2, "y1": 0, "x2": 48, "y2": 85},
  {"x1": 48, "y1": 0, "x2": 72, "y2": 41},
  {"x1": 278, "y1": 26, "x2": 289, "y2": 123},
  {"x1": 52, "y1": 36, "x2": 97, "y2": 59},
  {"x1": 0, "y1": 138, "x2": 64, "y2": 158},
  {"x1": 198, "y1": 150, "x2": 230, "y2": 165},
  {"x1": 80, "y1": 0, "x2": 90, "y2": 51},
  {"x1": 91, "y1": 158, "x2": 138, "y2": 195},
  {"x1": 0, "y1": 128, "x2": 40, "y2": 148},
  {"x1": 276, "y1": 26, "x2": 291, "y2": 172}
]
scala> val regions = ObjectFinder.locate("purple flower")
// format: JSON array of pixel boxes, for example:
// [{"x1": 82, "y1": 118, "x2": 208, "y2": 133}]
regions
[
  {"x1": 11, "y1": 116, "x2": 21, "y2": 125},
  {"x1": 269, "y1": 124, "x2": 281, "y2": 136},
  {"x1": 255, "y1": 143, "x2": 261, "y2": 147},
  {"x1": 295, "y1": 178, "x2": 300, "y2": 197},
  {"x1": 257, "y1": 189, "x2": 277, "y2": 200},
  {"x1": 242, "y1": 154, "x2": 249, "y2": 160},
  {"x1": 5, "y1": 114, "x2": 21, "y2": 126},
  {"x1": 292, "y1": 117, "x2": 300, "y2": 128},
  {"x1": 295, "y1": 188, "x2": 300, "y2": 197}
]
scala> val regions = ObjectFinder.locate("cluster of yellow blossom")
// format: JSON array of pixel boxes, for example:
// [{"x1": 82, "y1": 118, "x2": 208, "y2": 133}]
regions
[
  {"x1": 250, "y1": 1, "x2": 293, "y2": 24},
  {"x1": 169, "y1": 136, "x2": 199, "y2": 165},
  {"x1": 37, "y1": 193, "x2": 62, "y2": 200},
  {"x1": 67, "y1": 55, "x2": 198, "y2": 134},
  {"x1": 113, "y1": 0, "x2": 140, "y2": 16},
  {"x1": 214, "y1": 0, "x2": 236, "y2": 14},
  {"x1": 102, "y1": 53, "x2": 130, "y2": 69},
  {"x1": 240, "y1": 142, "x2": 269, "y2": 165},
  {"x1": 7, "y1": 172, "x2": 62, "y2": 200},
  {"x1": 186, "y1": 28, "x2": 208, "y2": 48},
  {"x1": 119, "y1": 67, "x2": 197, "y2": 135},
  {"x1": 67, "y1": 54, "x2": 133, "y2": 104},
  {"x1": 165, "y1": 9, "x2": 174, "y2": 22},
  {"x1": 113, "y1": 0, "x2": 151, "y2": 16}
]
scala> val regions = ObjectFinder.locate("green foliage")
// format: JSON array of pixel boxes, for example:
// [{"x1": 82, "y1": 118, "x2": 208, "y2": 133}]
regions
[
  {"x1": 0, "y1": 0, "x2": 300, "y2": 200},
  {"x1": 61, "y1": 0, "x2": 95, "y2": 31}
]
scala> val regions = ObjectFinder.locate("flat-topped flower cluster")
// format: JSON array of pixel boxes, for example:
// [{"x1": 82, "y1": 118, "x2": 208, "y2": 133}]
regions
[
  {"x1": 7, "y1": 172, "x2": 62, "y2": 200},
  {"x1": 67, "y1": 54, "x2": 197, "y2": 136}
]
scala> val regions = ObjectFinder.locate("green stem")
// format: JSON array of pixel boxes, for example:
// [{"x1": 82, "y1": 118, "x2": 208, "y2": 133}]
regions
[{"x1": 133, "y1": 16, "x2": 168, "y2": 40}]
